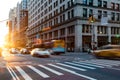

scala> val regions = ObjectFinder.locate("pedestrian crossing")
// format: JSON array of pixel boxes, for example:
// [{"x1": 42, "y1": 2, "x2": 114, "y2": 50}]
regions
[
  {"x1": 6, "y1": 60, "x2": 120, "y2": 80},
  {"x1": 76, "y1": 59, "x2": 120, "y2": 68}
]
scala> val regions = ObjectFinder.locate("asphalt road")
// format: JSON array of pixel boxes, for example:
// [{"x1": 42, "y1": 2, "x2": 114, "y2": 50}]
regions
[{"x1": 0, "y1": 51, "x2": 120, "y2": 80}]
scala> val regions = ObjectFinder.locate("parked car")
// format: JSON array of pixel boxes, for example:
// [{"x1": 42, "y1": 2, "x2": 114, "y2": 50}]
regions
[
  {"x1": 20, "y1": 48, "x2": 30, "y2": 54},
  {"x1": 92, "y1": 44, "x2": 120, "y2": 59},
  {"x1": 31, "y1": 48, "x2": 50, "y2": 57},
  {"x1": 9, "y1": 48, "x2": 20, "y2": 54}
]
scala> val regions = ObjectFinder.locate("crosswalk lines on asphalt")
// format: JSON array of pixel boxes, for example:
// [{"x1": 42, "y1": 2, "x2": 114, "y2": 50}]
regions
[
  {"x1": 7, "y1": 60, "x2": 120, "y2": 80},
  {"x1": 38, "y1": 65, "x2": 63, "y2": 76},
  {"x1": 15, "y1": 66, "x2": 33, "y2": 80},
  {"x1": 75, "y1": 59, "x2": 120, "y2": 68}
]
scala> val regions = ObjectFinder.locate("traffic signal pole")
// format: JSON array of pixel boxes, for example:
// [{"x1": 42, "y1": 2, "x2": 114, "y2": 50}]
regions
[
  {"x1": 91, "y1": 22, "x2": 95, "y2": 50},
  {"x1": 89, "y1": 15, "x2": 95, "y2": 50}
]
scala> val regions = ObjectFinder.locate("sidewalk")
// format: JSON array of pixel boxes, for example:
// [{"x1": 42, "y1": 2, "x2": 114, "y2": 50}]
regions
[{"x1": 61, "y1": 52, "x2": 91, "y2": 58}]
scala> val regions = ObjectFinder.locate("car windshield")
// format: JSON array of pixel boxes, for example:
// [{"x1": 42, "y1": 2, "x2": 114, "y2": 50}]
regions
[{"x1": 34, "y1": 48, "x2": 46, "y2": 51}]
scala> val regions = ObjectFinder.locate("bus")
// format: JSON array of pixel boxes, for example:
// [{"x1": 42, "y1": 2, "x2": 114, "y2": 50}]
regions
[{"x1": 44, "y1": 40, "x2": 65, "y2": 55}]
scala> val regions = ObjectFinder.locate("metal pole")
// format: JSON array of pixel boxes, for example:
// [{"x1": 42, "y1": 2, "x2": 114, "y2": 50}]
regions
[{"x1": 91, "y1": 22, "x2": 95, "y2": 50}]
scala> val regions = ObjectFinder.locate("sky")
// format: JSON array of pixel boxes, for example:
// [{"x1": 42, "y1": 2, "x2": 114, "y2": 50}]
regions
[
  {"x1": 0, "y1": 0, "x2": 21, "y2": 26},
  {"x1": 0, "y1": 0, "x2": 21, "y2": 46}
]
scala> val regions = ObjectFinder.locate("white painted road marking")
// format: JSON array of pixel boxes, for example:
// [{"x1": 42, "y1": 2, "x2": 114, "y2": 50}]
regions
[
  {"x1": 39, "y1": 65, "x2": 63, "y2": 76},
  {"x1": 27, "y1": 65, "x2": 49, "y2": 78},
  {"x1": 48, "y1": 64, "x2": 97, "y2": 80},
  {"x1": 7, "y1": 66, "x2": 20, "y2": 80},
  {"x1": 15, "y1": 66, "x2": 33, "y2": 80},
  {"x1": 73, "y1": 61, "x2": 104, "y2": 68},
  {"x1": 65, "y1": 62, "x2": 96, "y2": 69},
  {"x1": 57, "y1": 63, "x2": 86, "y2": 71}
]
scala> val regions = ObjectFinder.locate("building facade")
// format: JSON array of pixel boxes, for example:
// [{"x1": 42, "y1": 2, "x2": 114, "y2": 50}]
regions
[
  {"x1": 18, "y1": 0, "x2": 28, "y2": 47},
  {"x1": 27, "y1": 0, "x2": 120, "y2": 52},
  {"x1": 8, "y1": 7, "x2": 17, "y2": 47},
  {"x1": 8, "y1": 0, "x2": 28, "y2": 48}
]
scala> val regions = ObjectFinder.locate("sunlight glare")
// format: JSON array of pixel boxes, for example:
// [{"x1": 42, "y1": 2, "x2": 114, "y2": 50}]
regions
[{"x1": 0, "y1": 25, "x2": 8, "y2": 47}]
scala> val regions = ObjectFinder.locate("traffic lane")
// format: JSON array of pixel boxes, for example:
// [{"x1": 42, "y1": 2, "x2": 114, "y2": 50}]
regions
[
  {"x1": 5, "y1": 62, "x2": 120, "y2": 80},
  {"x1": 54, "y1": 61, "x2": 120, "y2": 80},
  {"x1": 8, "y1": 65, "x2": 91, "y2": 80},
  {"x1": 2, "y1": 51, "x2": 95, "y2": 63},
  {"x1": 0, "y1": 67, "x2": 12, "y2": 80},
  {"x1": 71, "y1": 65, "x2": 120, "y2": 80}
]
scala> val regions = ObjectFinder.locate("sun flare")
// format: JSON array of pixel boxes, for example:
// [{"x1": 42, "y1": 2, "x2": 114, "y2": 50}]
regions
[{"x1": 0, "y1": 26, "x2": 8, "y2": 47}]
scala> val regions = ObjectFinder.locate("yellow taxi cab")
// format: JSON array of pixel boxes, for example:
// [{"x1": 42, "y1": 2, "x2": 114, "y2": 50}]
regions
[{"x1": 92, "y1": 44, "x2": 120, "y2": 59}]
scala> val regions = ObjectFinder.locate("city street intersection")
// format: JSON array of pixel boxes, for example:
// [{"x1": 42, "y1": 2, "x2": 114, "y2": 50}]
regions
[{"x1": 0, "y1": 52, "x2": 120, "y2": 80}]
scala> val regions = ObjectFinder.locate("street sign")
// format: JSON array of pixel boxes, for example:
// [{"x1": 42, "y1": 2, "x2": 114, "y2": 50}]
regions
[{"x1": 101, "y1": 16, "x2": 108, "y2": 25}]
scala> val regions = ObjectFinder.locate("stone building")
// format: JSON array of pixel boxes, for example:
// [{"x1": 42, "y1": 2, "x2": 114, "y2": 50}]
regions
[{"x1": 27, "y1": 0, "x2": 120, "y2": 52}]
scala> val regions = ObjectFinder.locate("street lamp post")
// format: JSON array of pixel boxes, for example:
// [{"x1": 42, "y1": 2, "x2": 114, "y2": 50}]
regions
[
  {"x1": 91, "y1": 23, "x2": 95, "y2": 50},
  {"x1": 89, "y1": 15, "x2": 95, "y2": 50}
]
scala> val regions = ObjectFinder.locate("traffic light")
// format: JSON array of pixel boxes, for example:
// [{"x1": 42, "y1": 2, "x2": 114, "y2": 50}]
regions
[
  {"x1": 89, "y1": 16, "x2": 95, "y2": 23},
  {"x1": 116, "y1": 34, "x2": 120, "y2": 38}
]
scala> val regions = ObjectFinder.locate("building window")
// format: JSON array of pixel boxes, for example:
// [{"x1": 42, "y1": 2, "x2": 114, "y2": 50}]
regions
[
  {"x1": 68, "y1": 25, "x2": 75, "y2": 34},
  {"x1": 49, "y1": 0, "x2": 52, "y2": 4},
  {"x1": 71, "y1": 9, "x2": 74, "y2": 18},
  {"x1": 116, "y1": 13, "x2": 120, "y2": 21},
  {"x1": 98, "y1": 10, "x2": 102, "y2": 19},
  {"x1": 49, "y1": 20, "x2": 52, "y2": 26},
  {"x1": 82, "y1": 24, "x2": 91, "y2": 33},
  {"x1": 60, "y1": 0, "x2": 62, "y2": 3},
  {"x1": 54, "y1": 17, "x2": 58, "y2": 25},
  {"x1": 68, "y1": 11, "x2": 70, "y2": 19},
  {"x1": 44, "y1": 2, "x2": 48, "y2": 8},
  {"x1": 111, "y1": 2, "x2": 115, "y2": 9},
  {"x1": 111, "y1": 12, "x2": 115, "y2": 21},
  {"x1": 63, "y1": 5, "x2": 65, "y2": 11},
  {"x1": 103, "y1": 11, "x2": 107, "y2": 17},
  {"x1": 63, "y1": 14, "x2": 65, "y2": 21},
  {"x1": 54, "y1": 30, "x2": 58, "y2": 37},
  {"x1": 103, "y1": 1, "x2": 107, "y2": 8},
  {"x1": 83, "y1": 0, "x2": 87, "y2": 5},
  {"x1": 111, "y1": 27, "x2": 119, "y2": 34},
  {"x1": 49, "y1": 32, "x2": 52, "y2": 39},
  {"x1": 60, "y1": 28, "x2": 65, "y2": 36},
  {"x1": 89, "y1": 0, "x2": 93, "y2": 6},
  {"x1": 89, "y1": 9, "x2": 93, "y2": 17},
  {"x1": 98, "y1": 0, "x2": 102, "y2": 7},
  {"x1": 49, "y1": 5, "x2": 52, "y2": 11},
  {"x1": 83, "y1": 8, "x2": 87, "y2": 18},
  {"x1": 60, "y1": 15, "x2": 63, "y2": 23},
  {"x1": 71, "y1": 0, "x2": 74, "y2": 5},
  {"x1": 60, "y1": 6, "x2": 62, "y2": 12},
  {"x1": 56, "y1": 17, "x2": 58, "y2": 24},
  {"x1": 97, "y1": 26, "x2": 107, "y2": 34},
  {"x1": 116, "y1": 4, "x2": 120, "y2": 10},
  {"x1": 67, "y1": 1, "x2": 71, "y2": 8}
]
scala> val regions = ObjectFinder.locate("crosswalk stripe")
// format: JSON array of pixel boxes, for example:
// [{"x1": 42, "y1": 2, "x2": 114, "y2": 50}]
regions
[
  {"x1": 91, "y1": 60, "x2": 114, "y2": 65},
  {"x1": 38, "y1": 65, "x2": 63, "y2": 76},
  {"x1": 7, "y1": 66, "x2": 20, "y2": 80},
  {"x1": 27, "y1": 65, "x2": 49, "y2": 78},
  {"x1": 73, "y1": 61, "x2": 104, "y2": 68},
  {"x1": 65, "y1": 62, "x2": 96, "y2": 69},
  {"x1": 48, "y1": 64, "x2": 97, "y2": 80},
  {"x1": 90, "y1": 60, "x2": 120, "y2": 66},
  {"x1": 57, "y1": 63, "x2": 86, "y2": 71},
  {"x1": 15, "y1": 66, "x2": 33, "y2": 80},
  {"x1": 86, "y1": 61, "x2": 112, "y2": 67}
]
